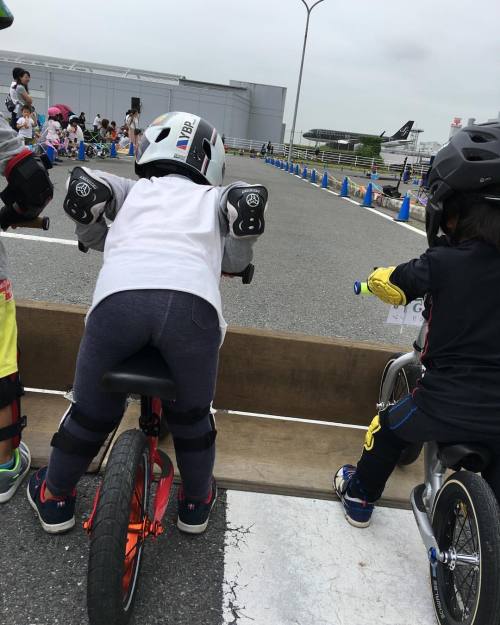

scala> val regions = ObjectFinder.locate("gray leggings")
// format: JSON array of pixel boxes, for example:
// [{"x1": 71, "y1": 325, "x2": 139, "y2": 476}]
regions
[{"x1": 46, "y1": 290, "x2": 221, "y2": 500}]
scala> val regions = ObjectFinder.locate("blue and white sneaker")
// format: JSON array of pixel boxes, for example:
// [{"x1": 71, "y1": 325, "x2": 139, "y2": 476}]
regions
[
  {"x1": 27, "y1": 467, "x2": 76, "y2": 534},
  {"x1": 333, "y1": 464, "x2": 374, "y2": 528}
]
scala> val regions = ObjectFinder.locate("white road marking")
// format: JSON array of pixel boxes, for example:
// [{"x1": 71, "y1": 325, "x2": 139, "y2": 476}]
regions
[
  {"x1": 224, "y1": 409, "x2": 368, "y2": 430},
  {"x1": 223, "y1": 491, "x2": 435, "y2": 625},
  {"x1": 311, "y1": 183, "x2": 320, "y2": 187},
  {"x1": 1, "y1": 232, "x2": 77, "y2": 246}
]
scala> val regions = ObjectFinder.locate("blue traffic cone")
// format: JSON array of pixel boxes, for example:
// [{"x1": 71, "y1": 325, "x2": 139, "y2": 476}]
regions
[
  {"x1": 281, "y1": 161, "x2": 285, "y2": 170},
  {"x1": 340, "y1": 177, "x2": 349, "y2": 197},
  {"x1": 285, "y1": 161, "x2": 289, "y2": 172},
  {"x1": 110, "y1": 141, "x2": 117, "y2": 158},
  {"x1": 128, "y1": 142, "x2": 134, "y2": 157},
  {"x1": 77, "y1": 140, "x2": 85, "y2": 161},
  {"x1": 270, "y1": 158, "x2": 274, "y2": 165},
  {"x1": 295, "y1": 164, "x2": 299, "y2": 175},
  {"x1": 362, "y1": 183, "x2": 373, "y2": 207},
  {"x1": 311, "y1": 169, "x2": 317, "y2": 183},
  {"x1": 290, "y1": 162, "x2": 295, "y2": 174},
  {"x1": 394, "y1": 193, "x2": 411, "y2": 222},
  {"x1": 275, "y1": 160, "x2": 279, "y2": 168},
  {"x1": 46, "y1": 144, "x2": 56, "y2": 163},
  {"x1": 321, "y1": 171, "x2": 328, "y2": 188},
  {"x1": 302, "y1": 166, "x2": 308, "y2": 179}
]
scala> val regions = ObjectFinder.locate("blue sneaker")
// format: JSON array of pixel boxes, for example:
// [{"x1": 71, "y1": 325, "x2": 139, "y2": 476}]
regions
[
  {"x1": 333, "y1": 464, "x2": 374, "y2": 528},
  {"x1": 27, "y1": 467, "x2": 76, "y2": 534},
  {"x1": 177, "y1": 479, "x2": 217, "y2": 534}
]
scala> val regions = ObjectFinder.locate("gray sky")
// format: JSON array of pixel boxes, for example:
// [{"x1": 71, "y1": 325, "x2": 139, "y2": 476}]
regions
[{"x1": 3, "y1": 0, "x2": 500, "y2": 142}]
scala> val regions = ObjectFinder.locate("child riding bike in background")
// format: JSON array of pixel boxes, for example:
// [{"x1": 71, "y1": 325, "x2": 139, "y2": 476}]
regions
[
  {"x1": 27, "y1": 112, "x2": 268, "y2": 534},
  {"x1": 334, "y1": 122, "x2": 500, "y2": 527}
]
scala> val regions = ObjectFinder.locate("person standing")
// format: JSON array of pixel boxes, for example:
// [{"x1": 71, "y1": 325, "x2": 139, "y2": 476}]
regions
[
  {"x1": 78, "y1": 112, "x2": 86, "y2": 131},
  {"x1": 16, "y1": 105, "x2": 35, "y2": 145},
  {"x1": 10, "y1": 68, "x2": 32, "y2": 129},
  {"x1": 125, "y1": 109, "x2": 139, "y2": 152},
  {"x1": 93, "y1": 114, "x2": 101, "y2": 133}
]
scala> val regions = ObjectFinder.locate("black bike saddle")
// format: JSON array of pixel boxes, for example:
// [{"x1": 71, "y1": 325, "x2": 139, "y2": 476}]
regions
[
  {"x1": 101, "y1": 346, "x2": 176, "y2": 400},
  {"x1": 438, "y1": 443, "x2": 492, "y2": 472}
]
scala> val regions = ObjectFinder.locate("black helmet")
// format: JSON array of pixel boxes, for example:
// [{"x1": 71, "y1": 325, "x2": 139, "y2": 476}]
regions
[
  {"x1": 0, "y1": 1, "x2": 13, "y2": 29},
  {"x1": 425, "y1": 122, "x2": 500, "y2": 246}
]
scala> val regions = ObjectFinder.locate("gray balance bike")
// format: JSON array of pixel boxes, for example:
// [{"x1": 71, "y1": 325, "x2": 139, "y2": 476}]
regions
[{"x1": 355, "y1": 281, "x2": 500, "y2": 625}]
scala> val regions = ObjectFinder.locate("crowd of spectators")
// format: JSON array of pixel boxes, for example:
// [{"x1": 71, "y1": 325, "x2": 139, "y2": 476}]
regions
[{"x1": 5, "y1": 65, "x2": 142, "y2": 159}]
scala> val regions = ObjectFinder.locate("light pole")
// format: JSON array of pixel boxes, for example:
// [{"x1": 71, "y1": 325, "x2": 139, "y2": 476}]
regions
[{"x1": 288, "y1": 0, "x2": 325, "y2": 167}]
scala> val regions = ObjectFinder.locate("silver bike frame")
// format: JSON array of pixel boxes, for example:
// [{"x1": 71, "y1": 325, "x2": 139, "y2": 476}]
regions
[{"x1": 377, "y1": 320, "x2": 450, "y2": 561}]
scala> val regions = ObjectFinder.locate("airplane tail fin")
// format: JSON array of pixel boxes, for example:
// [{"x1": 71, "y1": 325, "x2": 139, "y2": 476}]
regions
[{"x1": 391, "y1": 120, "x2": 414, "y2": 141}]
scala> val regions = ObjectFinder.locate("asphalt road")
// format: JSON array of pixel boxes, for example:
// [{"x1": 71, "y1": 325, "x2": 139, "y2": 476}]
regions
[
  {"x1": 3, "y1": 153, "x2": 426, "y2": 346},
  {"x1": 0, "y1": 478, "x2": 227, "y2": 625}
]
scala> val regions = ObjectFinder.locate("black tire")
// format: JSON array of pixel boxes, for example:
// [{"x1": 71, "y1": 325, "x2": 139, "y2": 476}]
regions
[
  {"x1": 431, "y1": 471, "x2": 500, "y2": 625},
  {"x1": 87, "y1": 430, "x2": 150, "y2": 625},
  {"x1": 379, "y1": 352, "x2": 423, "y2": 466}
]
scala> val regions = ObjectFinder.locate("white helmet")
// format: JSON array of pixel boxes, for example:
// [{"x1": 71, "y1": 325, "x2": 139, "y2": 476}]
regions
[{"x1": 135, "y1": 111, "x2": 225, "y2": 186}]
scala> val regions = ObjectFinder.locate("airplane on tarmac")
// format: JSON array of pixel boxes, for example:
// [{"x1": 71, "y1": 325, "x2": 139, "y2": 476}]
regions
[{"x1": 303, "y1": 120, "x2": 415, "y2": 148}]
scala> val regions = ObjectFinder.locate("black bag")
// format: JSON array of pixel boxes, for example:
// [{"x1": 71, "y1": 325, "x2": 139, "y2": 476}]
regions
[{"x1": 5, "y1": 94, "x2": 15, "y2": 113}]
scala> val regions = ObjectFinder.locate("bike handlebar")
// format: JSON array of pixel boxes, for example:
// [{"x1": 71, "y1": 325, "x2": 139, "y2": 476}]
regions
[
  {"x1": 353, "y1": 281, "x2": 372, "y2": 296},
  {"x1": 8, "y1": 216, "x2": 50, "y2": 231}
]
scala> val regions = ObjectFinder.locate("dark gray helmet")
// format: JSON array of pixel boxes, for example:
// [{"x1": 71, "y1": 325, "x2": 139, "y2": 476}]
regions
[
  {"x1": 0, "y1": 1, "x2": 13, "y2": 29},
  {"x1": 425, "y1": 122, "x2": 500, "y2": 246}
]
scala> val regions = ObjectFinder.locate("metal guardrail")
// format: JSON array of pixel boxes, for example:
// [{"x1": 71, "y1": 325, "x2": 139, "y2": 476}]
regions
[{"x1": 223, "y1": 136, "x2": 427, "y2": 176}]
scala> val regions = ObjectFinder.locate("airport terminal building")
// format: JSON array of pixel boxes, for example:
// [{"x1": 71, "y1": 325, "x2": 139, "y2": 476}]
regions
[{"x1": 0, "y1": 50, "x2": 286, "y2": 142}]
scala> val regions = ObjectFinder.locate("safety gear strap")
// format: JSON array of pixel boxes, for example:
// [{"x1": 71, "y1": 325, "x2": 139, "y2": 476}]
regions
[
  {"x1": 165, "y1": 404, "x2": 211, "y2": 425},
  {"x1": 0, "y1": 414, "x2": 26, "y2": 443},
  {"x1": 172, "y1": 413, "x2": 217, "y2": 452},
  {"x1": 367, "y1": 266, "x2": 407, "y2": 306},
  {"x1": 50, "y1": 429, "x2": 103, "y2": 458},
  {"x1": 50, "y1": 403, "x2": 118, "y2": 458},
  {"x1": 0, "y1": 372, "x2": 24, "y2": 448}
]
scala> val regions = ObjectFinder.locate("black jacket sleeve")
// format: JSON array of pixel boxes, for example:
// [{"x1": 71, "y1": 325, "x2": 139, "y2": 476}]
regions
[{"x1": 390, "y1": 251, "x2": 433, "y2": 302}]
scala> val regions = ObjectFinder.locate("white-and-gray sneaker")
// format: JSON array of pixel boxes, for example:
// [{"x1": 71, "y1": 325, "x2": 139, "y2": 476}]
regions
[{"x1": 0, "y1": 441, "x2": 31, "y2": 503}]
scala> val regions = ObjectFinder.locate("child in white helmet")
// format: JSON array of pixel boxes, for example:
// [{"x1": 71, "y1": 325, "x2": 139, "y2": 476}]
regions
[{"x1": 28, "y1": 112, "x2": 268, "y2": 534}]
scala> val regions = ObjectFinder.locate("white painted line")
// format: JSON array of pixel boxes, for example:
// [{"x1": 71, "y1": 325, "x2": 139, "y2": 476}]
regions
[
  {"x1": 224, "y1": 409, "x2": 368, "y2": 430},
  {"x1": 1, "y1": 232, "x2": 77, "y2": 246},
  {"x1": 311, "y1": 183, "x2": 320, "y2": 187},
  {"x1": 363, "y1": 205, "x2": 426, "y2": 237},
  {"x1": 25, "y1": 387, "x2": 67, "y2": 395},
  {"x1": 344, "y1": 198, "x2": 360, "y2": 206},
  {"x1": 325, "y1": 189, "x2": 339, "y2": 196}
]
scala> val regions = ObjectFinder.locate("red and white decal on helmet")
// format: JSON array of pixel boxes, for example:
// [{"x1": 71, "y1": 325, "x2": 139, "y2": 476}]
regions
[{"x1": 175, "y1": 118, "x2": 198, "y2": 156}]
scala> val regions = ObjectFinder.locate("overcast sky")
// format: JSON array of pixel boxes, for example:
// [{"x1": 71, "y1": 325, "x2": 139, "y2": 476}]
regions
[{"x1": 2, "y1": 0, "x2": 500, "y2": 142}]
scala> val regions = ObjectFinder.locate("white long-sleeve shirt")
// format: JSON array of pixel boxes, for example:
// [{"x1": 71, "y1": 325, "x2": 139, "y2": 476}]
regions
[{"x1": 84, "y1": 174, "x2": 255, "y2": 341}]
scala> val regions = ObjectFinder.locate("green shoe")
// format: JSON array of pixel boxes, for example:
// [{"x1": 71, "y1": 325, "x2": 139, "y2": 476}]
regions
[{"x1": 0, "y1": 441, "x2": 31, "y2": 503}]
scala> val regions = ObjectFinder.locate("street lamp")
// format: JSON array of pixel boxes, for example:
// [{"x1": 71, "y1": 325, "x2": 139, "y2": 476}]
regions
[{"x1": 288, "y1": 0, "x2": 325, "y2": 167}]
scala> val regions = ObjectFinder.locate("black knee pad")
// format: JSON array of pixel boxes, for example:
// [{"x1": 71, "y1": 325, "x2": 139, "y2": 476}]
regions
[
  {"x1": 50, "y1": 403, "x2": 119, "y2": 459},
  {"x1": 0, "y1": 372, "x2": 25, "y2": 448},
  {"x1": 171, "y1": 410, "x2": 217, "y2": 453}
]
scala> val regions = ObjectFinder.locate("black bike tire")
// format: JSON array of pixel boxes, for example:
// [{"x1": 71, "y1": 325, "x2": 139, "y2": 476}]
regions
[
  {"x1": 379, "y1": 352, "x2": 423, "y2": 466},
  {"x1": 431, "y1": 471, "x2": 500, "y2": 625},
  {"x1": 87, "y1": 429, "x2": 150, "y2": 625}
]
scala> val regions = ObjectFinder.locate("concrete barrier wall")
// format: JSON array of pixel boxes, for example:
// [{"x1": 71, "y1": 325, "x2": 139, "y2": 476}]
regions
[{"x1": 16, "y1": 300, "x2": 404, "y2": 427}]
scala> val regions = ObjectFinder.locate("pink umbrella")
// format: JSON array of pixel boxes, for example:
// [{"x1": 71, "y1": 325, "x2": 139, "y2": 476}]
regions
[
  {"x1": 51, "y1": 103, "x2": 75, "y2": 122},
  {"x1": 48, "y1": 106, "x2": 62, "y2": 118}
]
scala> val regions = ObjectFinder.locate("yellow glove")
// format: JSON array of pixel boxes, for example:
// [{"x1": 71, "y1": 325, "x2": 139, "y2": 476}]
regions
[{"x1": 367, "y1": 266, "x2": 407, "y2": 305}]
